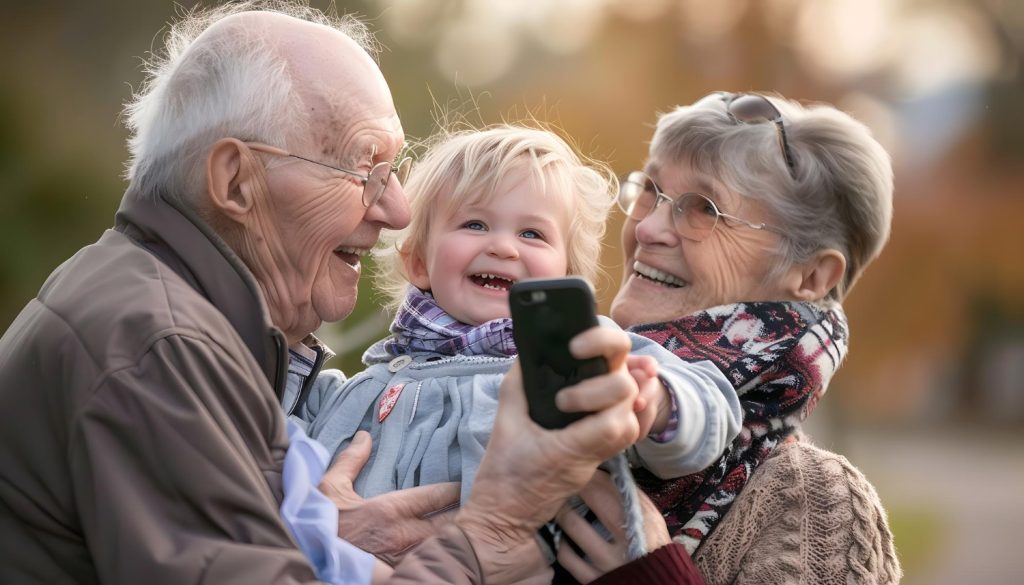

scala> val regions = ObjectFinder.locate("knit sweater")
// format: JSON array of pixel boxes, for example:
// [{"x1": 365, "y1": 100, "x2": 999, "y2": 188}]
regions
[{"x1": 692, "y1": 439, "x2": 902, "y2": 584}]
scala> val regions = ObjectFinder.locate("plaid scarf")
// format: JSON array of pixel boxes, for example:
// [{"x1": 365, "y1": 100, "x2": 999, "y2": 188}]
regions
[
  {"x1": 628, "y1": 301, "x2": 848, "y2": 553},
  {"x1": 364, "y1": 288, "x2": 517, "y2": 363}
]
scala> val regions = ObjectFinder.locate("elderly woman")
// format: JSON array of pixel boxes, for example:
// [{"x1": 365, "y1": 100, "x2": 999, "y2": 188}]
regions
[{"x1": 556, "y1": 92, "x2": 902, "y2": 584}]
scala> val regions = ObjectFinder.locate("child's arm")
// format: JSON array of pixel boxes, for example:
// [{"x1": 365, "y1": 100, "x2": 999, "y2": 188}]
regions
[{"x1": 614, "y1": 322, "x2": 742, "y2": 479}]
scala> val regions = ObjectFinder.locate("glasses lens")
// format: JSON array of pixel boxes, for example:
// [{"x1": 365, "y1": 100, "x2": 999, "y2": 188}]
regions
[
  {"x1": 618, "y1": 172, "x2": 657, "y2": 220},
  {"x1": 675, "y1": 193, "x2": 719, "y2": 241},
  {"x1": 364, "y1": 162, "x2": 392, "y2": 207},
  {"x1": 727, "y1": 94, "x2": 780, "y2": 124}
]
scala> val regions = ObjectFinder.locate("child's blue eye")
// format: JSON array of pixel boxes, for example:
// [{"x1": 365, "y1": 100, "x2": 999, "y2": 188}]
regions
[
  {"x1": 462, "y1": 220, "x2": 487, "y2": 231},
  {"x1": 520, "y1": 229, "x2": 544, "y2": 240}
]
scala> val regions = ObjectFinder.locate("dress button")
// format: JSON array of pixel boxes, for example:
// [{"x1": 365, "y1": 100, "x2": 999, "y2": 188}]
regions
[{"x1": 388, "y1": 355, "x2": 413, "y2": 373}]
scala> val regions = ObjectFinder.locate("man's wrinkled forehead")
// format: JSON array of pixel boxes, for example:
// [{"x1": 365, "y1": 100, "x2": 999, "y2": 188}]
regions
[
  {"x1": 303, "y1": 90, "x2": 404, "y2": 166},
  {"x1": 270, "y1": 16, "x2": 402, "y2": 163}
]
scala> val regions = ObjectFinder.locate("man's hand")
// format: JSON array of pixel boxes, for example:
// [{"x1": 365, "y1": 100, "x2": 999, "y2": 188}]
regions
[
  {"x1": 455, "y1": 326, "x2": 642, "y2": 585},
  {"x1": 319, "y1": 431, "x2": 460, "y2": 564}
]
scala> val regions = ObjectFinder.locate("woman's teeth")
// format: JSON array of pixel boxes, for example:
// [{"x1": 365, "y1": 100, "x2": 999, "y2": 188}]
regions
[{"x1": 633, "y1": 261, "x2": 685, "y2": 288}]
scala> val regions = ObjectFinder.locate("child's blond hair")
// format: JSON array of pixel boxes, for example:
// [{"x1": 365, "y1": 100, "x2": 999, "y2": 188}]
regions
[{"x1": 375, "y1": 124, "x2": 616, "y2": 312}]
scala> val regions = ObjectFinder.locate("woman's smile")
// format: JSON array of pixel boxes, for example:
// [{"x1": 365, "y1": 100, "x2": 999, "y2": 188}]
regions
[{"x1": 632, "y1": 260, "x2": 687, "y2": 288}]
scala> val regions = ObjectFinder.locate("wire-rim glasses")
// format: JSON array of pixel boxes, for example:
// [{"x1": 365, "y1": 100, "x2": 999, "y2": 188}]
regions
[
  {"x1": 245, "y1": 142, "x2": 412, "y2": 208},
  {"x1": 617, "y1": 171, "x2": 780, "y2": 242},
  {"x1": 720, "y1": 92, "x2": 797, "y2": 180}
]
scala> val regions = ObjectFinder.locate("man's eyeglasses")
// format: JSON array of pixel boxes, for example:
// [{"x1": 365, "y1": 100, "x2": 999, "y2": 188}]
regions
[
  {"x1": 617, "y1": 171, "x2": 781, "y2": 242},
  {"x1": 717, "y1": 92, "x2": 797, "y2": 180},
  {"x1": 245, "y1": 142, "x2": 412, "y2": 208}
]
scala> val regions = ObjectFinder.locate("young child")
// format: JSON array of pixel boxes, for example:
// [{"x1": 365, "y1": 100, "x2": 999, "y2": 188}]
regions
[{"x1": 292, "y1": 125, "x2": 741, "y2": 506}]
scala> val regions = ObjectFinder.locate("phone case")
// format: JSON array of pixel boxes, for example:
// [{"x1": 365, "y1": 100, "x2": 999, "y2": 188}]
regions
[{"x1": 509, "y1": 277, "x2": 609, "y2": 429}]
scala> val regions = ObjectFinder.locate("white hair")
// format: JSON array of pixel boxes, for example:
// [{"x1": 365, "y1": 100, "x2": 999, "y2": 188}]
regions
[{"x1": 122, "y1": 0, "x2": 378, "y2": 203}]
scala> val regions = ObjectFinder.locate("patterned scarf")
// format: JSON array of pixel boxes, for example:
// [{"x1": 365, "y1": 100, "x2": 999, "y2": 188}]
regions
[
  {"x1": 629, "y1": 301, "x2": 848, "y2": 553},
  {"x1": 364, "y1": 287, "x2": 517, "y2": 363}
]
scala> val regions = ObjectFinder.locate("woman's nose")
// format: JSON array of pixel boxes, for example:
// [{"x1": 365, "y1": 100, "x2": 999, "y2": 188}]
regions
[{"x1": 634, "y1": 200, "x2": 678, "y2": 247}]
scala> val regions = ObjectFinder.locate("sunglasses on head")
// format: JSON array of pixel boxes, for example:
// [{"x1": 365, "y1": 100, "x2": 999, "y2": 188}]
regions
[{"x1": 717, "y1": 92, "x2": 798, "y2": 180}]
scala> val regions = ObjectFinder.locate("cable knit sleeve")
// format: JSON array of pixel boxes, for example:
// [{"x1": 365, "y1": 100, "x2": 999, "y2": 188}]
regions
[{"x1": 692, "y1": 441, "x2": 902, "y2": 585}]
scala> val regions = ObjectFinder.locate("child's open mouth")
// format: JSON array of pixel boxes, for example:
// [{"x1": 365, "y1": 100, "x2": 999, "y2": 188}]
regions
[{"x1": 469, "y1": 273, "x2": 516, "y2": 291}]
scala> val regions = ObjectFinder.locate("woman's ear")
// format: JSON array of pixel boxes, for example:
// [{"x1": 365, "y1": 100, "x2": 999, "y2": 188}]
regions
[
  {"x1": 402, "y1": 246, "x2": 432, "y2": 291},
  {"x1": 206, "y1": 138, "x2": 257, "y2": 223},
  {"x1": 791, "y1": 248, "x2": 846, "y2": 301}
]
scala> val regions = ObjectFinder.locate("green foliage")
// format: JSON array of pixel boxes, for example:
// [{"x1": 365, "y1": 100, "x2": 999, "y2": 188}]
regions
[
  {"x1": 887, "y1": 505, "x2": 944, "y2": 576},
  {"x1": 0, "y1": 89, "x2": 122, "y2": 331}
]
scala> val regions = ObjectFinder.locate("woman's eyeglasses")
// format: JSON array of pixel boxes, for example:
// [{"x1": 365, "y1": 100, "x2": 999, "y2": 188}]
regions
[
  {"x1": 245, "y1": 142, "x2": 412, "y2": 208},
  {"x1": 720, "y1": 92, "x2": 797, "y2": 180},
  {"x1": 617, "y1": 171, "x2": 781, "y2": 242}
]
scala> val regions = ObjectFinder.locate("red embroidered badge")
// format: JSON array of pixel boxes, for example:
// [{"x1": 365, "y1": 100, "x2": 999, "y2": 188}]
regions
[{"x1": 378, "y1": 383, "x2": 405, "y2": 422}]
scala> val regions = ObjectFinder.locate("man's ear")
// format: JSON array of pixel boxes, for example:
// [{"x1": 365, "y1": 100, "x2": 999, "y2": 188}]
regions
[
  {"x1": 206, "y1": 138, "x2": 257, "y2": 222},
  {"x1": 402, "y1": 246, "x2": 431, "y2": 291},
  {"x1": 790, "y1": 248, "x2": 846, "y2": 301}
]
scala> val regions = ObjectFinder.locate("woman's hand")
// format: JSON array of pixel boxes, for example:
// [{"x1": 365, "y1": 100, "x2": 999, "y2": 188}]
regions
[
  {"x1": 320, "y1": 430, "x2": 460, "y2": 564},
  {"x1": 555, "y1": 470, "x2": 672, "y2": 583},
  {"x1": 455, "y1": 326, "x2": 643, "y2": 585}
]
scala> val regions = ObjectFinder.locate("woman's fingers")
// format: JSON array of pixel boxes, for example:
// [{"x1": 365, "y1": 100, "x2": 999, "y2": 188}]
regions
[
  {"x1": 579, "y1": 472, "x2": 673, "y2": 553},
  {"x1": 556, "y1": 494, "x2": 626, "y2": 572},
  {"x1": 555, "y1": 503, "x2": 609, "y2": 584}
]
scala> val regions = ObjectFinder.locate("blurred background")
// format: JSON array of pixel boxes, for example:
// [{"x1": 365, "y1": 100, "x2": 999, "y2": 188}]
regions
[{"x1": 2, "y1": 0, "x2": 1022, "y2": 581}]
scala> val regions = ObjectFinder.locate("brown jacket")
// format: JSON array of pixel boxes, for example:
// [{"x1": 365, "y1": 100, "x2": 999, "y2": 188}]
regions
[{"x1": 0, "y1": 192, "x2": 483, "y2": 584}]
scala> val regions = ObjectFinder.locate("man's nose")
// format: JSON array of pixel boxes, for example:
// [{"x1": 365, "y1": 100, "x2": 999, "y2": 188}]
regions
[{"x1": 367, "y1": 178, "x2": 411, "y2": 230}]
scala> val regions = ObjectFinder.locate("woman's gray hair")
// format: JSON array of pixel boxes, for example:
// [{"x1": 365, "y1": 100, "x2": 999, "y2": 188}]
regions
[
  {"x1": 122, "y1": 0, "x2": 377, "y2": 205},
  {"x1": 650, "y1": 93, "x2": 894, "y2": 302}
]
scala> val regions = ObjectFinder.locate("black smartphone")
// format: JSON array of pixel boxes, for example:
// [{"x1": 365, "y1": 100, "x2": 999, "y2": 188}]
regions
[{"x1": 509, "y1": 277, "x2": 609, "y2": 429}]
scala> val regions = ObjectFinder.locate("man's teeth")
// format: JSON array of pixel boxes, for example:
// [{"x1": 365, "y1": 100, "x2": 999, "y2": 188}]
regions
[
  {"x1": 334, "y1": 246, "x2": 369, "y2": 256},
  {"x1": 633, "y1": 261, "x2": 686, "y2": 287}
]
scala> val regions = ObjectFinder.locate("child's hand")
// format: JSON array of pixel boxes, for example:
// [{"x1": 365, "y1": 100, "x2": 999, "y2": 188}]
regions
[{"x1": 626, "y1": 354, "x2": 671, "y2": 438}]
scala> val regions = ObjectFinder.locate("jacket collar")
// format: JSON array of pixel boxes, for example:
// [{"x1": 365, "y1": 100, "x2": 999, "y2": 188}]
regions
[{"x1": 114, "y1": 189, "x2": 289, "y2": 398}]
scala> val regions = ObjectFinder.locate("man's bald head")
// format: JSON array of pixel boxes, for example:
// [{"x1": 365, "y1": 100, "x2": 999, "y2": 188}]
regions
[
  {"x1": 122, "y1": 1, "x2": 381, "y2": 204},
  {"x1": 224, "y1": 10, "x2": 399, "y2": 166}
]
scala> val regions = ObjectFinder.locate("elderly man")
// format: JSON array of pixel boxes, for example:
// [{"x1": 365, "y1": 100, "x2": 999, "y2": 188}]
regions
[{"x1": 0, "y1": 3, "x2": 644, "y2": 584}]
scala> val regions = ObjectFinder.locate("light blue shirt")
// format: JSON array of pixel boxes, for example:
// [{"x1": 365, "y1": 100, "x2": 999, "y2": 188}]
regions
[{"x1": 280, "y1": 419, "x2": 376, "y2": 585}]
